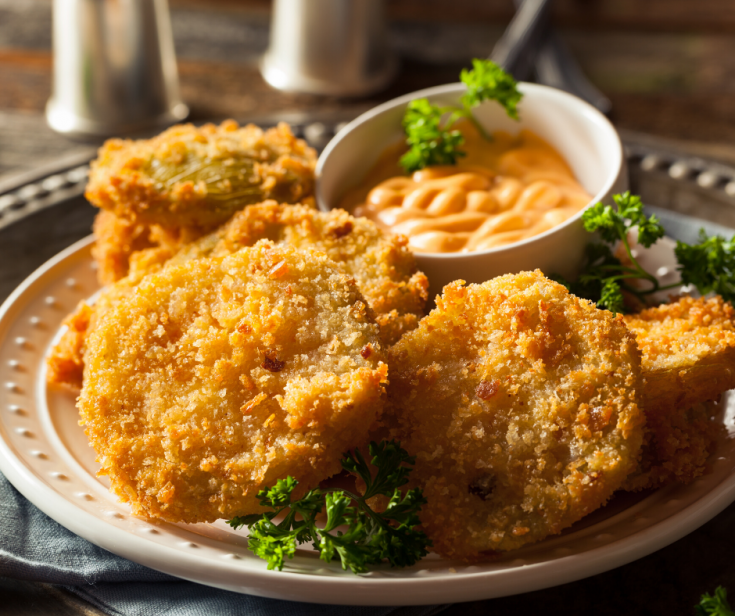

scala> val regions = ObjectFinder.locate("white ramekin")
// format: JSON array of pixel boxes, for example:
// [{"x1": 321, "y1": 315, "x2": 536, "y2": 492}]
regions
[{"x1": 316, "y1": 82, "x2": 626, "y2": 300}]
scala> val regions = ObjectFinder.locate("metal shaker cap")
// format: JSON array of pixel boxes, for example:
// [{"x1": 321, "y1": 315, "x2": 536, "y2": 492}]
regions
[
  {"x1": 46, "y1": 0, "x2": 189, "y2": 139},
  {"x1": 261, "y1": 0, "x2": 397, "y2": 97}
]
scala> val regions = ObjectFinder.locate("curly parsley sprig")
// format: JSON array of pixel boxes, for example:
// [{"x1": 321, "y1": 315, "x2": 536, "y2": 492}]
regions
[
  {"x1": 400, "y1": 59, "x2": 522, "y2": 173},
  {"x1": 226, "y1": 441, "x2": 431, "y2": 574},
  {"x1": 675, "y1": 231, "x2": 735, "y2": 300},
  {"x1": 554, "y1": 191, "x2": 735, "y2": 314},
  {"x1": 696, "y1": 586, "x2": 735, "y2": 616}
]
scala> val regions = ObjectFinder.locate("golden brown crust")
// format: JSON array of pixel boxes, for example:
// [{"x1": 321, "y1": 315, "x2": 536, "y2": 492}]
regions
[
  {"x1": 91, "y1": 211, "x2": 159, "y2": 285},
  {"x1": 46, "y1": 203, "x2": 427, "y2": 390},
  {"x1": 622, "y1": 296, "x2": 735, "y2": 490},
  {"x1": 78, "y1": 241, "x2": 387, "y2": 523},
  {"x1": 623, "y1": 399, "x2": 723, "y2": 491},
  {"x1": 86, "y1": 121, "x2": 317, "y2": 284},
  {"x1": 384, "y1": 271, "x2": 644, "y2": 559},
  {"x1": 86, "y1": 121, "x2": 316, "y2": 228},
  {"x1": 167, "y1": 202, "x2": 429, "y2": 346},
  {"x1": 46, "y1": 302, "x2": 93, "y2": 390},
  {"x1": 624, "y1": 296, "x2": 735, "y2": 411},
  {"x1": 46, "y1": 270, "x2": 150, "y2": 391},
  {"x1": 91, "y1": 210, "x2": 217, "y2": 285}
]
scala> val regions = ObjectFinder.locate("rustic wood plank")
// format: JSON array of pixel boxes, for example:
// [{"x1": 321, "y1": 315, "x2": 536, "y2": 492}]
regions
[
  {"x1": 386, "y1": 0, "x2": 735, "y2": 31},
  {"x1": 171, "y1": 0, "x2": 735, "y2": 31}
]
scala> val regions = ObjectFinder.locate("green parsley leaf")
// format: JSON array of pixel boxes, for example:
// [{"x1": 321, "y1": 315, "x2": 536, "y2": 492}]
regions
[
  {"x1": 343, "y1": 440, "x2": 415, "y2": 498},
  {"x1": 226, "y1": 440, "x2": 431, "y2": 574},
  {"x1": 696, "y1": 586, "x2": 735, "y2": 616},
  {"x1": 400, "y1": 99, "x2": 466, "y2": 173},
  {"x1": 581, "y1": 201, "x2": 621, "y2": 244},
  {"x1": 581, "y1": 192, "x2": 664, "y2": 249},
  {"x1": 399, "y1": 59, "x2": 522, "y2": 173},
  {"x1": 615, "y1": 192, "x2": 665, "y2": 247},
  {"x1": 676, "y1": 231, "x2": 735, "y2": 303},
  {"x1": 555, "y1": 192, "x2": 673, "y2": 314},
  {"x1": 460, "y1": 58, "x2": 522, "y2": 120},
  {"x1": 555, "y1": 191, "x2": 735, "y2": 314},
  {"x1": 565, "y1": 242, "x2": 625, "y2": 313},
  {"x1": 598, "y1": 278, "x2": 625, "y2": 314}
]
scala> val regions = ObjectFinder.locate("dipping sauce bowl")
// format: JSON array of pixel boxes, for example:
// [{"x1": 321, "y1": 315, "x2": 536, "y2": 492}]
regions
[{"x1": 316, "y1": 82, "x2": 626, "y2": 299}]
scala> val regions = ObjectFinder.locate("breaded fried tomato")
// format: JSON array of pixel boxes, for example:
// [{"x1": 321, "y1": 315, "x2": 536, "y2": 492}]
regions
[
  {"x1": 622, "y1": 296, "x2": 735, "y2": 490},
  {"x1": 166, "y1": 202, "x2": 428, "y2": 345},
  {"x1": 86, "y1": 121, "x2": 316, "y2": 283},
  {"x1": 86, "y1": 121, "x2": 316, "y2": 229},
  {"x1": 385, "y1": 271, "x2": 644, "y2": 559},
  {"x1": 46, "y1": 202, "x2": 427, "y2": 390},
  {"x1": 78, "y1": 241, "x2": 387, "y2": 523},
  {"x1": 624, "y1": 296, "x2": 735, "y2": 413}
]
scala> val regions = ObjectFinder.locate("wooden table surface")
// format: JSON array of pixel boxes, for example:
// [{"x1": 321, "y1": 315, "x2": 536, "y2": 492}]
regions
[{"x1": 1, "y1": 1, "x2": 735, "y2": 614}]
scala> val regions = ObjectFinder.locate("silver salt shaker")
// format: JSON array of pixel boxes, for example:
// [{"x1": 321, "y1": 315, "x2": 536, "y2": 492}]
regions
[
  {"x1": 46, "y1": 0, "x2": 189, "y2": 139},
  {"x1": 261, "y1": 0, "x2": 397, "y2": 97}
]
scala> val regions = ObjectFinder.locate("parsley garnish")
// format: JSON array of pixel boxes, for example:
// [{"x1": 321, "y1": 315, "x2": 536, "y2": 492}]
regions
[
  {"x1": 400, "y1": 99, "x2": 466, "y2": 174},
  {"x1": 226, "y1": 441, "x2": 431, "y2": 574},
  {"x1": 554, "y1": 191, "x2": 735, "y2": 314},
  {"x1": 460, "y1": 58, "x2": 522, "y2": 120},
  {"x1": 696, "y1": 586, "x2": 735, "y2": 616},
  {"x1": 400, "y1": 59, "x2": 522, "y2": 173},
  {"x1": 675, "y1": 231, "x2": 735, "y2": 301}
]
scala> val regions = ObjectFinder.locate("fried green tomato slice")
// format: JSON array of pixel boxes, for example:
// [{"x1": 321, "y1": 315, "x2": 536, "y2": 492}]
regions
[
  {"x1": 78, "y1": 241, "x2": 387, "y2": 524},
  {"x1": 46, "y1": 202, "x2": 427, "y2": 390},
  {"x1": 385, "y1": 271, "x2": 644, "y2": 559},
  {"x1": 621, "y1": 296, "x2": 735, "y2": 490},
  {"x1": 85, "y1": 120, "x2": 316, "y2": 229},
  {"x1": 156, "y1": 201, "x2": 429, "y2": 346},
  {"x1": 623, "y1": 296, "x2": 735, "y2": 415},
  {"x1": 623, "y1": 399, "x2": 723, "y2": 491}
]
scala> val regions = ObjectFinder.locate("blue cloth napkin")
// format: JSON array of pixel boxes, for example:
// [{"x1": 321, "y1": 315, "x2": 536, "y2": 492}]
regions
[{"x1": 0, "y1": 472, "x2": 447, "y2": 616}]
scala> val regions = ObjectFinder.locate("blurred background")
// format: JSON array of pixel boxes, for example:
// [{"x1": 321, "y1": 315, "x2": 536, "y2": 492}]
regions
[{"x1": 1, "y1": 0, "x2": 734, "y2": 184}]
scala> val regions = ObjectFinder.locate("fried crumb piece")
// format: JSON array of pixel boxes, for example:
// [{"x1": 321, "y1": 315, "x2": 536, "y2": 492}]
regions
[
  {"x1": 78, "y1": 241, "x2": 388, "y2": 524},
  {"x1": 383, "y1": 271, "x2": 643, "y2": 560},
  {"x1": 625, "y1": 296, "x2": 735, "y2": 412},
  {"x1": 623, "y1": 296, "x2": 735, "y2": 490},
  {"x1": 86, "y1": 121, "x2": 317, "y2": 284}
]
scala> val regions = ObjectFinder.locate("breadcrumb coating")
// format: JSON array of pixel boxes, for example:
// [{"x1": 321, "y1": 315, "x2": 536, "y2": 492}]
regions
[
  {"x1": 624, "y1": 296, "x2": 735, "y2": 412},
  {"x1": 46, "y1": 302, "x2": 92, "y2": 390},
  {"x1": 166, "y1": 202, "x2": 428, "y2": 345},
  {"x1": 91, "y1": 211, "x2": 157, "y2": 284},
  {"x1": 47, "y1": 272, "x2": 147, "y2": 391},
  {"x1": 47, "y1": 202, "x2": 427, "y2": 391},
  {"x1": 91, "y1": 210, "x2": 209, "y2": 285},
  {"x1": 86, "y1": 121, "x2": 316, "y2": 228},
  {"x1": 622, "y1": 296, "x2": 735, "y2": 490},
  {"x1": 86, "y1": 121, "x2": 316, "y2": 284},
  {"x1": 78, "y1": 241, "x2": 387, "y2": 523},
  {"x1": 385, "y1": 271, "x2": 644, "y2": 559},
  {"x1": 623, "y1": 399, "x2": 723, "y2": 491}
]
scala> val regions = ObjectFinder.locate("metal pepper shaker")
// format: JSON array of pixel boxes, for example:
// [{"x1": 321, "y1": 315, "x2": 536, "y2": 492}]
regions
[
  {"x1": 46, "y1": 0, "x2": 189, "y2": 139},
  {"x1": 261, "y1": 0, "x2": 397, "y2": 97}
]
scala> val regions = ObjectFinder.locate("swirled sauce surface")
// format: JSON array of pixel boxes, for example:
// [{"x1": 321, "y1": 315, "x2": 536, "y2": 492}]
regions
[{"x1": 340, "y1": 123, "x2": 592, "y2": 253}]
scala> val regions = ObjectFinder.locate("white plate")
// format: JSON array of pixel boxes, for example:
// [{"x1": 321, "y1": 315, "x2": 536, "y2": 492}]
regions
[{"x1": 1, "y1": 235, "x2": 734, "y2": 606}]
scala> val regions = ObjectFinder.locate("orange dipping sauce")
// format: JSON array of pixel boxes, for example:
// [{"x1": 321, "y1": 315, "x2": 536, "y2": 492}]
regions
[{"x1": 340, "y1": 122, "x2": 592, "y2": 253}]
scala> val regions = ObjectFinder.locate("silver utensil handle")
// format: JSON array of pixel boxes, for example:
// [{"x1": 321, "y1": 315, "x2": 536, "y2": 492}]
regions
[
  {"x1": 505, "y1": 0, "x2": 612, "y2": 114},
  {"x1": 535, "y1": 31, "x2": 612, "y2": 114},
  {"x1": 490, "y1": 0, "x2": 552, "y2": 80}
]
